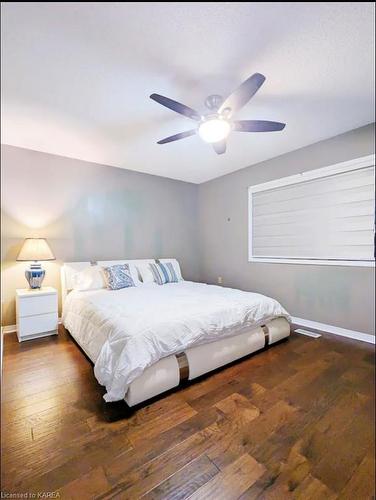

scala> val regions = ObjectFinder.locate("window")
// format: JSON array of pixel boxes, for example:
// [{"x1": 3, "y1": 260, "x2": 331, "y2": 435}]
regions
[{"x1": 248, "y1": 155, "x2": 375, "y2": 266}]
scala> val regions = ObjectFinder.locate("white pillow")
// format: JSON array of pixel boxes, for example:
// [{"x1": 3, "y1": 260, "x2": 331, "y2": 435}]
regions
[
  {"x1": 159, "y1": 259, "x2": 183, "y2": 280},
  {"x1": 137, "y1": 263, "x2": 156, "y2": 284},
  {"x1": 72, "y1": 266, "x2": 106, "y2": 291}
]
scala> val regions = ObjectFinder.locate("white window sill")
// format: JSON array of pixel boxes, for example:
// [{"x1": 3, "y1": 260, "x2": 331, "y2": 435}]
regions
[{"x1": 248, "y1": 257, "x2": 375, "y2": 267}]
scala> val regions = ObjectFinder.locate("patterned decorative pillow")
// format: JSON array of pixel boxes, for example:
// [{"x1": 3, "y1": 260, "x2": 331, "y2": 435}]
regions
[
  {"x1": 103, "y1": 264, "x2": 135, "y2": 290},
  {"x1": 149, "y1": 262, "x2": 179, "y2": 285}
]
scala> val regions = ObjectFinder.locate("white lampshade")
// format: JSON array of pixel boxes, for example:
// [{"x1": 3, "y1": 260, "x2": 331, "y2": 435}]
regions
[{"x1": 16, "y1": 238, "x2": 55, "y2": 262}]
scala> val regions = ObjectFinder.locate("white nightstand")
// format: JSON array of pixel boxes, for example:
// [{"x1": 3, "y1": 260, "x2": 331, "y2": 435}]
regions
[{"x1": 16, "y1": 287, "x2": 58, "y2": 342}]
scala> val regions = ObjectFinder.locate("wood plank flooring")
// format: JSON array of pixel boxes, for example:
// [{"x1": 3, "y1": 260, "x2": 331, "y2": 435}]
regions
[{"x1": 1, "y1": 325, "x2": 375, "y2": 499}]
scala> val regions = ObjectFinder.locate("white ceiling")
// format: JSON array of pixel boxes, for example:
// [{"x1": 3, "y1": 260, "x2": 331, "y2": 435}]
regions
[{"x1": 1, "y1": 2, "x2": 375, "y2": 184}]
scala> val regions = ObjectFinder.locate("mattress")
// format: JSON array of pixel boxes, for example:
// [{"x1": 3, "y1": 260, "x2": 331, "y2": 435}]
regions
[{"x1": 62, "y1": 281, "x2": 290, "y2": 402}]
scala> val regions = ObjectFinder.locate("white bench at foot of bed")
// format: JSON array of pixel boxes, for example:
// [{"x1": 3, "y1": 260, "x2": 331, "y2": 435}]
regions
[{"x1": 125, "y1": 317, "x2": 290, "y2": 407}]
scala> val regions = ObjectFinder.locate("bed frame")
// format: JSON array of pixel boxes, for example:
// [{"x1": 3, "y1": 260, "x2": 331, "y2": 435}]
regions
[{"x1": 61, "y1": 260, "x2": 291, "y2": 406}]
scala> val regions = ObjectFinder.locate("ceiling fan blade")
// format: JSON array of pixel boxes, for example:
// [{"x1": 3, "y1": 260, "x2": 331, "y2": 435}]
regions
[
  {"x1": 233, "y1": 120, "x2": 286, "y2": 132},
  {"x1": 213, "y1": 140, "x2": 226, "y2": 155},
  {"x1": 150, "y1": 94, "x2": 201, "y2": 121},
  {"x1": 219, "y1": 73, "x2": 266, "y2": 116},
  {"x1": 157, "y1": 129, "x2": 196, "y2": 144}
]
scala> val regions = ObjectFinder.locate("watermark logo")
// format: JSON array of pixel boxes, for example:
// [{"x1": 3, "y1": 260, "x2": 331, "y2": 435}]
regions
[{"x1": 1, "y1": 492, "x2": 60, "y2": 499}]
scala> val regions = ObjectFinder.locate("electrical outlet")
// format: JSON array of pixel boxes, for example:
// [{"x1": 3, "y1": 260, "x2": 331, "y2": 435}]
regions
[{"x1": 217, "y1": 276, "x2": 223, "y2": 285}]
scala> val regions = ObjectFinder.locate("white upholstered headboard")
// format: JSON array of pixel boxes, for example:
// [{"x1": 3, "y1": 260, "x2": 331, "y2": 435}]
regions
[{"x1": 60, "y1": 258, "x2": 171, "y2": 304}]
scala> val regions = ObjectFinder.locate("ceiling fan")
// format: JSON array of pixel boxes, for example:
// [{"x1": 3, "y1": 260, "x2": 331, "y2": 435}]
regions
[{"x1": 150, "y1": 73, "x2": 285, "y2": 155}]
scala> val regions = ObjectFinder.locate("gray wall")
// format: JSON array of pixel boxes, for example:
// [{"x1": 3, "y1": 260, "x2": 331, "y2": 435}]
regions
[
  {"x1": 1, "y1": 145, "x2": 199, "y2": 325},
  {"x1": 2, "y1": 124, "x2": 375, "y2": 334},
  {"x1": 198, "y1": 123, "x2": 375, "y2": 336}
]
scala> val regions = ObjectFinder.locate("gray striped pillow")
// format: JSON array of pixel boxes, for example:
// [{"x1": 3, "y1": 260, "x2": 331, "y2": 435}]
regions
[{"x1": 149, "y1": 262, "x2": 178, "y2": 285}]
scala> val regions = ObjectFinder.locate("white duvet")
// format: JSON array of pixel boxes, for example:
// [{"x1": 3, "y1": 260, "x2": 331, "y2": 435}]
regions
[{"x1": 62, "y1": 281, "x2": 290, "y2": 402}]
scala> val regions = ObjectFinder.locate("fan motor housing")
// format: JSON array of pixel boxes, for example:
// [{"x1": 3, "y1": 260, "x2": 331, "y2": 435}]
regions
[{"x1": 204, "y1": 94, "x2": 223, "y2": 111}]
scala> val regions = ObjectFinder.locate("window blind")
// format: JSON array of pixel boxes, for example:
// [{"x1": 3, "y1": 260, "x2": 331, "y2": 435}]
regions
[{"x1": 250, "y1": 165, "x2": 375, "y2": 262}]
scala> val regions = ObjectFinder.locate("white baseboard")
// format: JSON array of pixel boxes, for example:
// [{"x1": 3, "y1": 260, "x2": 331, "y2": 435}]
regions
[
  {"x1": 1, "y1": 319, "x2": 62, "y2": 335},
  {"x1": 292, "y1": 316, "x2": 375, "y2": 344},
  {"x1": 1, "y1": 324, "x2": 17, "y2": 334}
]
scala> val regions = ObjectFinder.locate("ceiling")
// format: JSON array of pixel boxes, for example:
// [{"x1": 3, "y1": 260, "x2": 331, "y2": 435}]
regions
[{"x1": 1, "y1": 2, "x2": 375, "y2": 184}]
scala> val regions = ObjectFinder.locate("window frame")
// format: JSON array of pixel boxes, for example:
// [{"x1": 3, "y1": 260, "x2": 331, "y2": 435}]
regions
[{"x1": 248, "y1": 154, "x2": 375, "y2": 267}]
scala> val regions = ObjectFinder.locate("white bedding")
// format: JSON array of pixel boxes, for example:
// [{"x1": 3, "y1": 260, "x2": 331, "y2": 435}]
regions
[{"x1": 62, "y1": 281, "x2": 290, "y2": 401}]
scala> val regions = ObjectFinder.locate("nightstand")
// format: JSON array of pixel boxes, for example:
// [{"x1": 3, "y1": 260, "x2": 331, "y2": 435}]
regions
[{"x1": 16, "y1": 287, "x2": 58, "y2": 342}]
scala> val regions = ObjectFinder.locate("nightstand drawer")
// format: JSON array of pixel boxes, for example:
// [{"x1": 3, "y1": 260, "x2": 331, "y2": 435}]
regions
[
  {"x1": 18, "y1": 294, "x2": 57, "y2": 317},
  {"x1": 18, "y1": 312, "x2": 58, "y2": 338}
]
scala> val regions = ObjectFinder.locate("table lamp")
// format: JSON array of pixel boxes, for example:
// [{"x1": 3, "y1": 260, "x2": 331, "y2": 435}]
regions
[{"x1": 16, "y1": 238, "x2": 56, "y2": 289}]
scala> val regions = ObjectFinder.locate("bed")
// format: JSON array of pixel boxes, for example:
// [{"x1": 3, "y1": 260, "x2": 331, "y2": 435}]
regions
[{"x1": 61, "y1": 259, "x2": 291, "y2": 406}]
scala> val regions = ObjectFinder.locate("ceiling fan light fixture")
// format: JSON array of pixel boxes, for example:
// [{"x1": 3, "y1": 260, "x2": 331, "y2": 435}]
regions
[
  {"x1": 198, "y1": 118, "x2": 231, "y2": 143},
  {"x1": 151, "y1": 73, "x2": 285, "y2": 154}
]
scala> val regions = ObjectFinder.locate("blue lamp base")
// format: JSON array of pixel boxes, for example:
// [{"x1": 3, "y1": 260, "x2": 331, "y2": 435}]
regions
[{"x1": 25, "y1": 262, "x2": 45, "y2": 289}]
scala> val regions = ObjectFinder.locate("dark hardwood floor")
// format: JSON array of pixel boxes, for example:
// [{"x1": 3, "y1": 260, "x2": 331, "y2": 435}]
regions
[{"x1": 1, "y1": 325, "x2": 375, "y2": 499}]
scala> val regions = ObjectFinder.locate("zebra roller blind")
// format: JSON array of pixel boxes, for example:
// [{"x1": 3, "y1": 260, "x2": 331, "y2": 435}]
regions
[{"x1": 249, "y1": 156, "x2": 375, "y2": 264}]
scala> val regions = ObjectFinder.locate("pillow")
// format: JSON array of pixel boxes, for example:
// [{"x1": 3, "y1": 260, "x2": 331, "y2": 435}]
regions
[
  {"x1": 137, "y1": 263, "x2": 156, "y2": 284},
  {"x1": 159, "y1": 259, "x2": 183, "y2": 281},
  {"x1": 149, "y1": 262, "x2": 179, "y2": 285},
  {"x1": 72, "y1": 266, "x2": 106, "y2": 291},
  {"x1": 102, "y1": 264, "x2": 135, "y2": 290},
  {"x1": 97, "y1": 260, "x2": 141, "y2": 286}
]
